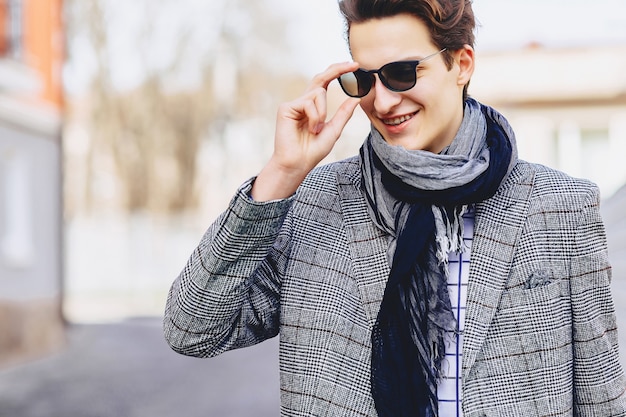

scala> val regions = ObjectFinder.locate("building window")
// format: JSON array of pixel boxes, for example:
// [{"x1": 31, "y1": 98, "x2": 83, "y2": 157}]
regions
[{"x1": 0, "y1": 0, "x2": 23, "y2": 59}]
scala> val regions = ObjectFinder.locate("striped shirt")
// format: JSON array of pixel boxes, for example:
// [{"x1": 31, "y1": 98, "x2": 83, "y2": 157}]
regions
[{"x1": 437, "y1": 208, "x2": 474, "y2": 417}]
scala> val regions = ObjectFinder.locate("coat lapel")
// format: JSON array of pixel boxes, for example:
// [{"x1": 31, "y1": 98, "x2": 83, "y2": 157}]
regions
[
  {"x1": 462, "y1": 163, "x2": 535, "y2": 379},
  {"x1": 335, "y1": 160, "x2": 536, "y2": 376},
  {"x1": 336, "y1": 168, "x2": 390, "y2": 329}
]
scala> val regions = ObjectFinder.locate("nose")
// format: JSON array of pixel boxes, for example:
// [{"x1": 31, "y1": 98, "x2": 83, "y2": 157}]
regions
[{"x1": 371, "y1": 75, "x2": 402, "y2": 115}]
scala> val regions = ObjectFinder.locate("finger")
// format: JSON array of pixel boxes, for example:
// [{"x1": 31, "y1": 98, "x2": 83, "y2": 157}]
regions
[
  {"x1": 294, "y1": 88, "x2": 327, "y2": 135},
  {"x1": 282, "y1": 90, "x2": 322, "y2": 124},
  {"x1": 311, "y1": 88, "x2": 327, "y2": 134},
  {"x1": 303, "y1": 99, "x2": 323, "y2": 134},
  {"x1": 307, "y1": 61, "x2": 360, "y2": 92},
  {"x1": 324, "y1": 97, "x2": 361, "y2": 139}
]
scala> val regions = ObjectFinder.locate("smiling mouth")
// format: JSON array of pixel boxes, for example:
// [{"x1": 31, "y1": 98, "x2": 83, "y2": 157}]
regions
[{"x1": 382, "y1": 112, "x2": 416, "y2": 126}]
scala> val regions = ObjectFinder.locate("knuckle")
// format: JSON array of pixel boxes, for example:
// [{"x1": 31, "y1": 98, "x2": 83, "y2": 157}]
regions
[{"x1": 311, "y1": 71, "x2": 327, "y2": 84}]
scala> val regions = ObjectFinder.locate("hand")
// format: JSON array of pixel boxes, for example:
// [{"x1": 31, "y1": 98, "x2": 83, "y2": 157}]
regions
[{"x1": 251, "y1": 62, "x2": 361, "y2": 201}]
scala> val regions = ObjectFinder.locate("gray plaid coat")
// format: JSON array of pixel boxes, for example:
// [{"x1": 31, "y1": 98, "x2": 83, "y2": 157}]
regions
[{"x1": 164, "y1": 157, "x2": 626, "y2": 416}]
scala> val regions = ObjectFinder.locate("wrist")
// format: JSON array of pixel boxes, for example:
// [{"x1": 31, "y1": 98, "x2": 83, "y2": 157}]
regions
[{"x1": 250, "y1": 157, "x2": 308, "y2": 202}]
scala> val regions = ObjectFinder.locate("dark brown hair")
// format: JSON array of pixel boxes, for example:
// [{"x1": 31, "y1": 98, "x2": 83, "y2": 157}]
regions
[{"x1": 338, "y1": 0, "x2": 475, "y2": 71}]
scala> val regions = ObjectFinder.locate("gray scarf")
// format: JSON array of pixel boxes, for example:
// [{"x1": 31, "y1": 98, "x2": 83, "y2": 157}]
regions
[
  {"x1": 362, "y1": 98, "x2": 518, "y2": 417},
  {"x1": 362, "y1": 98, "x2": 503, "y2": 264}
]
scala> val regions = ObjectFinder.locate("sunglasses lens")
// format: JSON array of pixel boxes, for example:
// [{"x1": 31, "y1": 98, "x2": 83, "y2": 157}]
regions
[
  {"x1": 339, "y1": 70, "x2": 373, "y2": 98},
  {"x1": 381, "y1": 62, "x2": 417, "y2": 91}
]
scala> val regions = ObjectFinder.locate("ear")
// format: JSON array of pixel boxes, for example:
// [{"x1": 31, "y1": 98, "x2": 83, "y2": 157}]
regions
[{"x1": 456, "y1": 44, "x2": 475, "y2": 87}]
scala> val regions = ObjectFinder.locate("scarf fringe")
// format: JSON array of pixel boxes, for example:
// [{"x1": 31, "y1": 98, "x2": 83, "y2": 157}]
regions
[{"x1": 433, "y1": 205, "x2": 468, "y2": 268}]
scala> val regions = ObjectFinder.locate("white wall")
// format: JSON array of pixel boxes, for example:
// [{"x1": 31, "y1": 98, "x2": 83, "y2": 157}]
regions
[{"x1": 0, "y1": 124, "x2": 62, "y2": 300}]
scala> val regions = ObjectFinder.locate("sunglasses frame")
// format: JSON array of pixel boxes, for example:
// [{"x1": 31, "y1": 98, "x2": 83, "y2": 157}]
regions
[{"x1": 338, "y1": 48, "x2": 447, "y2": 98}]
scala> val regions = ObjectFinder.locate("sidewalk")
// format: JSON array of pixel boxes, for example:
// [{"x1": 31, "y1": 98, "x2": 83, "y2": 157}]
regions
[{"x1": 0, "y1": 318, "x2": 280, "y2": 417}]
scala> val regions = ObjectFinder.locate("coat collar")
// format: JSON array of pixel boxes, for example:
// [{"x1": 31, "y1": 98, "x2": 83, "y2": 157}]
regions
[{"x1": 335, "y1": 158, "x2": 534, "y2": 377}]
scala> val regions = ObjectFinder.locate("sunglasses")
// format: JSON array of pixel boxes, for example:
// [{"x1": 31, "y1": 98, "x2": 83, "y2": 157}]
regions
[{"x1": 337, "y1": 48, "x2": 447, "y2": 98}]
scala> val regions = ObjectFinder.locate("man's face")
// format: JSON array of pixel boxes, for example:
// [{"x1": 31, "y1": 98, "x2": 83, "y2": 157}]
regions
[{"x1": 349, "y1": 14, "x2": 472, "y2": 153}]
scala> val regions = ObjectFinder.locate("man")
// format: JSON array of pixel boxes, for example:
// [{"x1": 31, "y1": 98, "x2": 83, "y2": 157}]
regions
[{"x1": 164, "y1": 0, "x2": 626, "y2": 415}]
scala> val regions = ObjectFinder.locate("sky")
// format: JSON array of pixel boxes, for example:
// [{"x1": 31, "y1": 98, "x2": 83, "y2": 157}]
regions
[{"x1": 64, "y1": 0, "x2": 626, "y2": 93}]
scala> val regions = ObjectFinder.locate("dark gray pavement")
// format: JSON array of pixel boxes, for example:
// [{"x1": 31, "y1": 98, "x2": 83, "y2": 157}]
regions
[{"x1": 0, "y1": 318, "x2": 280, "y2": 417}]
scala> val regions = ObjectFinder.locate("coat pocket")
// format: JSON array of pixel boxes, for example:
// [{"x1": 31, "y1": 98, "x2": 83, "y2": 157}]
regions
[
  {"x1": 499, "y1": 277, "x2": 570, "y2": 311},
  {"x1": 487, "y1": 278, "x2": 573, "y2": 367}
]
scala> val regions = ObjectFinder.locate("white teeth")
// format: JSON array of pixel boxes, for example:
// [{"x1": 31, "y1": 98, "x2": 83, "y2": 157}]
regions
[{"x1": 383, "y1": 114, "x2": 412, "y2": 126}]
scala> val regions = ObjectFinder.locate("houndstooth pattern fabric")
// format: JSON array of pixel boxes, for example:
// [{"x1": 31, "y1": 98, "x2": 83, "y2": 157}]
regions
[{"x1": 164, "y1": 156, "x2": 626, "y2": 417}]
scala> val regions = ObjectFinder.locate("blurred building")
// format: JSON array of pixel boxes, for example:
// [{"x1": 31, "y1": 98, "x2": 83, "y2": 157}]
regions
[
  {"x1": 471, "y1": 43, "x2": 626, "y2": 199},
  {"x1": 0, "y1": 0, "x2": 64, "y2": 365}
]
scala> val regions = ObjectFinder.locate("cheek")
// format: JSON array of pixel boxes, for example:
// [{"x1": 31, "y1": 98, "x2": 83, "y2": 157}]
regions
[{"x1": 358, "y1": 96, "x2": 375, "y2": 116}]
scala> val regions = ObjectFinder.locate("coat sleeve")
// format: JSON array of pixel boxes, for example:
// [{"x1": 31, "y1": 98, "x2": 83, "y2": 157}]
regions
[
  {"x1": 163, "y1": 178, "x2": 294, "y2": 358},
  {"x1": 571, "y1": 185, "x2": 626, "y2": 415}
]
